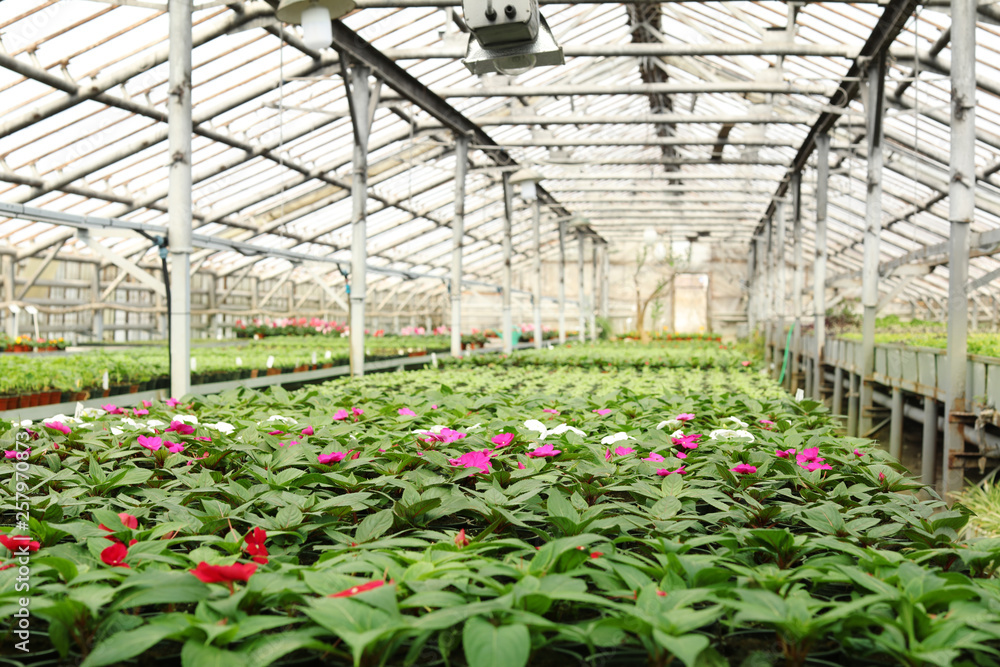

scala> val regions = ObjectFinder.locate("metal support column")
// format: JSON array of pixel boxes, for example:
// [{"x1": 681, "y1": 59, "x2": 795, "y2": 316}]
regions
[
  {"x1": 167, "y1": 0, "x2": 193, "y2": 399},
  {"x1": 600, "y1": 242, "x2": 609, "y2": 320},
  {"x1": 91, "y1": 265, "x2": 103, "y2": 341},
  {"x1": 814, "y1": 133, "x2": 830, "y2": 400},
  {"x1": 502, "y1": 172, "x2": 513, "y2": 355},
  {"x1": 889, "y1": 386, "x2": 903, "y2": 460},
  {"x1": 860, "y1": 54, "x2": 886, "y2": 437},
  {"x1": 833, "y1": 366, "x2": 844, "y2": 416},
  {"x1": 533, "y1": 195, "x2": 543, "y2": 349},
  {"x1": 347, "y1": 63, "x2": 373, "y2": 377},
  {"x1": 775, "y1": 202, "x2": 787, "y2": 383},
  {"x1": 558, "y1": 219, "x2": 566, "y2": 344},
  {"x1": 791, "y1": 171, "x2": 803, "y2": 393},
  {"x1": 2, "y1": 256, "x2": 14, "y2": 338},
  {"x1": 847, "y1": 371, "x2": 860, "y2": 436},
  {"x1": 944, "y1": 0, "x2": 976, "y2": 498},
  {"x1": 578, "y1": 233, "x2": 586, "y2": 343},
  {"x1": 450, "y1": 134, "x2": 467, "y2": 358},
  {"x1": 590, "y1": 242, "x2": 598, "y2": 341},
  {"x1": 923, "y1": 397, "x2": 937, "y2": 487}
]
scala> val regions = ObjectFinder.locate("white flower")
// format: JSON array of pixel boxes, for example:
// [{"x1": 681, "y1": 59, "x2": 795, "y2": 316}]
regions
[
  {"x1": 726, "y1": 417, "x2": 749, "y2": 428},
  {"x1": 77, "y1": 408, "x2": 105, "y2": 419},
  {"x1": 467, "y1": 423, "x2": 483, "y2": 432},
  {"x1": 550, "y1": 423, "x2": 586, "y2": 437},
  {"x1": 671, "y1": 429, "x2": 686, "y2": 439},
  {"x1": 656, "y1": 419, "x2": 681, "y2": 431},
  {"x1": 523, "y1": 419, "x2": 548, "y2": 435},
  {"x1": 48, "y1": 414, "x2": 79, "y2": 424},
  {"x1": 709, "y1": 429, "x2": 755, "y2": 443},
  {"x1": 208, "y1": 421, "x2": 236, "y2": 435},
  {"x1": 110, "y1": 427, "x2": 123, "y2": 436},
  {"x1": 601, "y1": 431, "x2": 634, "y2": 445},
  {"x1": 265, "y1": 415, "x2": 293, "y2": 424},
  {"x1": 146, "y1": 419, "x2": 165, "y2": 429},
  {"x1": 174, "y1": 414, "x2": 199, "y2": 425},
  {"x1": 524, "y1": 420, "x2": 586, "y2": 440},
  {"x1": 18, "y1": 420, "x2": 32, "y2": 428},
  {"x1": 120, "y1": 417, "x2": 141, "y2": 429}
]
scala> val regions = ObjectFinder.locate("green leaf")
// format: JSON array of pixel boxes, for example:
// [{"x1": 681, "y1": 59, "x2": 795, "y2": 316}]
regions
[
  {"x1": 355, "y1": 509, "x2": 394, "y2": 543},
  {"x1": 82, "y1": 616, "x2": 191, "y2": 667},
  {"x1": 462, "y1": 617, "x2": 530, "y2": 667}
]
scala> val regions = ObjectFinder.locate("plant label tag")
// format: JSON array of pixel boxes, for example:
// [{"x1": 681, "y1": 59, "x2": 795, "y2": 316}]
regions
[
  {"x1": 266, "y1": 355, "x2": 275, "y2": 369},
  {"x1": 191, "y1": 357, "x2": 198, "y2": 371},
  {"x1": 236, "y1": 356, "x2": 243, "y2": 366},
  {"x1": 312, "y1": 352, "x2": 317, "y2": 365},
  {"x1": 795, "y1": 388, "x2": 804, "y2": 401},
  {"x1": 216, "y1": 330, "x2": 223, "y2": 340},
  {"x1": 325, "y1": 350, "x2": 332, "y2": 359},
  {"x1": 102, "y1": 371, "x2": 109, "y2": 390},
  {"x1": 431, "y1": 352, "x2": 438, "y2": 368}
]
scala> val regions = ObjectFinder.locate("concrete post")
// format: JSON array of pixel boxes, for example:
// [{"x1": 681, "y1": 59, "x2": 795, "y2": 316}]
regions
[
  {"x1": 502, "y1": 172, "x2": 513, "y2": 355},
  {"x1": 450, "y1": 134, "x2": 467, "y2": 358},
  {"x1": 348, "y1": 63, "x2": 373, "y2": 377}
]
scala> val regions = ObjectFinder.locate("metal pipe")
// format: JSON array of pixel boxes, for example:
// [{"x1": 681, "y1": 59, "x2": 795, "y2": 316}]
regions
[
  {"x1": 791, "y1": 172, "x2": 803, "y2": 393},
  {"x1": 167, "y1": 0, "x2": 192, "y2": 399},
  {"x1": 847, "y1": 373, "x2": 859, "y2": 437},
  {"x1": 385, "y1": 43, "x2": 859, "y2": 60},
  {"x1": 814, "y1": 133, "x2": 830, "y2": 400},
  {"x1": 776, "y1": 202, "x2": 787, "y2": 381},
  {"x1": 833, "y1": 366, "x2": 844, "y2": 416},
  {"x1": 558, "y1": 219, "x2": 566, "y2": 344},
  {"x1": 860, "y1": 55, "x2": 886, "y2": 437},
  {"x1": 578, "y1": 234, "x2": 586, "y2": 343},
  {"x1": 590, "y1": 242, "x2": 598, "y2": 342},
  {"x1": 472, "y1": 113, "x2": 816, "y2": 127},
  {"x1": 502, "y1": 172, "x2": 513, "y2": 356},
  {"x1": 91, "y1": 265, "x2": 103, "y2": 341},
  {"x1": 533, "y1": 196, "x2": 543, "y2": 350},
  {"x1": 601, "y1": 243, "x2": 609, "y2": 320},
  {"x1": 450, "y1": 134, "x2": 467, "y2": 359},
  {"x1": 428, "y1": 82, "x2": 832, "y2": 98},
  {"x1": 890, "y1": 387, "x2": 904, "y2": 460},
  {"x1": 348, "y1": 63, "x2": 372, "y2": 378},
  {"x1": 944, "y1": 0, "x2": 977, "y2": 499},
  {"x1": 923, "y1": 397, "x2": 938, "y2": 487},
  {"x1": 475, "y1": 137, "x2": 798, "y2": 148}
]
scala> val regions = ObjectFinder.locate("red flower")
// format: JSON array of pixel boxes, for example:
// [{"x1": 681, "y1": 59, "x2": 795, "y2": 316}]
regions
[
  {"x1": 99, "y1": 512, "x2": 139, "y2": 544},
  {"x1": 244, "y1": 527, "x2": 269, "y2": 564},
  {"x1": 589, "y1": 551, "x2": 603, "y2": 559},
  {"x1": 0, "y1": 534, "x2": 40, "y2": 553},
  {"x1": 190, "y1": 562, "x2": 257, "y2": 593},
  {"x1": 101, "y1": 542, "x2": 130, "y2": 568},
  {"x1": 454, "y1": 529, "x2": 470, "y2": 548},
  {"x1": 329, "y1": 579, "x2": 387, "y2": 598}
]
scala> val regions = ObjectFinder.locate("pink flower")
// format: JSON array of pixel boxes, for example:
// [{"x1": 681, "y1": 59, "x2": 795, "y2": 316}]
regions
[
  {"x1": 731, "y1": 463, "x2": 757, "y2": 474},
  {"x1": 775, "y1": 448, "x2": 796, "y2": 458},
  {"x1": 165, "y1": 421, "x2": 194, "y2": 435},
  {"x1": 543, "y1": 409, "x2": 560, "y2": 415},
  {"x1": 796, "y1": 447, "x2": 822, "y2": 463},
  {"x1": 44, "y1": 421, "x2": 71, "y2": 436},
  {"x1": 741, "y1": 360, "x2": 751, "y2": 367},
  {"x1": 352, "y1": 407, "x2": 364, "y2": 417},
  {"x1": 527, "y1": 444, "x2": 561, "y2": 458},
  {"x1": 5, "y1": 448, "x2": 29, "y2": 459},
  {"x1": 517, "y1": 461, "x2": 526, "y2": 469},
  {"x1": 133, "y1": 408, "x2": 149, "y2": 417},
  {"x1": 194, "y1": 436, "x2": 211, "y2": 442},
  {"x1": 167, "y1": 441, "x2": 184, "y2": 454},
  {"x1": 332, "y1": 409, "x2": 349, "y2": 421},
  {"x1": 301, "y1": 426, "x2": 314, "y2": 436},
  {"x1": 592, "y1": 409, "x2": 612, "y2": 416},
  {"x1": 318, "y1": 452, "x2": 347, "y2": 465},
  {"x1": 491, "y1": 433, "x2": 515, "y2": 448},
  {"x1": 606, "y1": 445, "x2": 635, "y2": 460},
  {"x1": 166, "y1": 398, "x2": 181, "y2": 408},
  {"x1": 759, "y1": 419, "x2": 775, "y2": 430},
  {"x1": 421, "y1": 428, "x2": 466, "y2": 444},
  {"x1": 878, "y1": 472, "x2": 886, "y2": 482},
  {"x1": 137, "y1": 435, "x2": 162, "y2": 452},
  {"x1": 142, "y1": 400, "x2": 152, "y2": 408},
  {"x1": 268, "y1": 430, "x2": 285, "y2": 436},
  {"x1": 454, "y1": 529, "x2": 470, "y2": 548},
  {"x1": 854, "y1": 449, "x2": 865, "y2": 457},
  {"x1": 676, "y1": 452, "x2": 688, "y2": 459},
  {"x1": 330, "y1": 579, "x2": 386, "y2": 598},
  {"x1": 431, "y1": 404, "x2": 438, "y2": 410},
  {"x1": 398, "y1": 408, "x2": 416, "y2": 417},
  {"x1": 186, "y1": 452, "x2": 210, "y2": 466},
  {"x1": 675, "y1": 413, "x2": 695, "y2": 422},
  {"x1": 672, "y1": 434, "x2": 701, "y2": 450},
  {"x1": 102, "y1": 404, "x2": 123, "y2": 415},
  {"x1": 449, "y1": 450, "x2": 493, "y2": 474},
  {"x1": 802, "y1": 461, "x2": 833, "y2": 472},
  {"x1": 643, "y1": 452, "x2": 665, "y2": 462},
  {"x1": 656, "y1": 466, "x2": 686, "y2": 476}
]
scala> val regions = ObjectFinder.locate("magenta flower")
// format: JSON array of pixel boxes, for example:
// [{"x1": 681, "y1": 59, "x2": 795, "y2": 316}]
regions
[
  {"x1": 332, "y1": 409, "x2": 349, "y2": 421},
  {"x1": 301, "y1": 426, "x2": 314, "y2": 436},
  {"x1": 759, "y1": 419, "x2": 775, "y2": 430},
  {"x1": 491, "y1": 433, "x2": 515, "y2": 448},
  {"x1": 656, "y1": 466, "x2": 686, "y2": 476},
  {"x1": 854, "y1": 449, "x2": 865, "y2": 457},
  {"x1": 167, "y1": 441, "x2": 184, "y2": 454},
  {"x1": 133, "y1": 408, "x2": 149, "y2": 417},
  {"x1": 741, "y1": 360, "x2": 751, "y2": 367},
  {"x1": 643, "y1": 452, "x2": 665, "y2": 462},
  {"x1": 166, "y1": 398, "x2": 181, "y2": 408},
  {"x1": 775, "y1": 448, "x2": 796, "y2": 459},
  {"x1": 796, "y1": 447, "x2": 822, "y2": 463},
  {"x1": 527, "y1": 444, "x2": 561, "y2": 458},
  {"x1": 398, "y1": 408, "x2": 416, "y2": 417},
  {"x1": 543, "y1": 408, "x2": 560, "y2": 415},
  {"x1": 592, "y1": 409, "x2": 612, "y2": 416},
  {"x1": 448, "y1": 450, "x2": 493, "y2": 475},
  {"x1": 605, "y1": 445, "x2": 635, "y2": 461},
  {"x1": 194, "y1": 436, "x2": 211, "y2": 442},
  {"x1": 137, "y1": 435, "x2": 162, "y2": 452},
  {"x1": 878, "y1": 471, "x2": 886, "y2": 483},
  {"x1": 102, "y1": 404, "x2": 123, "y2": 415},
  {"x1": 352, "y1": 407, "x2": 364, "y2": 417},
  {"x1": 517, "y1": 461, "x2": 527, "y2": 470},
  {"x1": 268, "y1": 430, "x2": 285, "y2": 436},
  {"x1": 802, "y1": 461, "x2": 833, "y2": 472},
  {"x1": 318, "y1": 452, "x2": 347, "y2": 465},
  {"x1": 44, "y1": 421, "x2": 71, "y2": 436},
  {"x1": 676, "y1": 413, "x2": 695, "y2": 422},
  {"x1": 731, "y1": 463, "x2": 757, "y2": 474},
  {"x1": 672, "y1": 434, "x2": 701, "y2": 450},
  {"x1": 676, "y1": 452, "x2": 688, "y2": 459},
  {"x1": 142, "y1": 400, "x2": 153, "y2": 408},
  {"x1": 4, "y1": 448, "x2": 29, "y2": 459},
  {"x1": 165, "y1": 421, "x2": 195, "y2": 436},
  {"x1": 431, "y1": 404, "x2": 438, "y2": 410},
  {"x1": 420, "y1": 428, "x2": 466, "y2": 444}
]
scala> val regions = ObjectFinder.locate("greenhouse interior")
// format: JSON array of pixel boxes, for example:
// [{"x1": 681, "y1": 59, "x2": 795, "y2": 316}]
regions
[{"x1": 3, "y1": 0, "x2": 1000, "y2": 664}]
